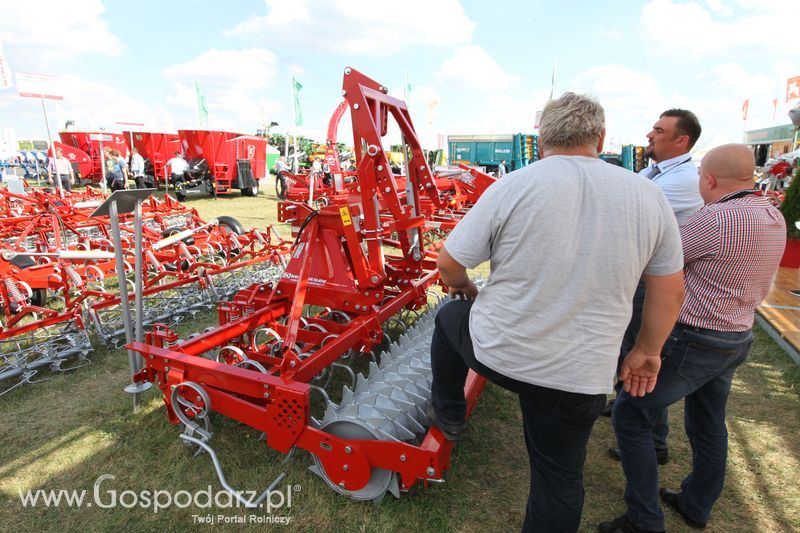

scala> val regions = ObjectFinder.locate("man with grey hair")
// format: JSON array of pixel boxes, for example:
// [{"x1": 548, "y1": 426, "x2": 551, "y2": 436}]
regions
[{"x1": 428, "y1": 92, "x2": 685, "y2": 532}]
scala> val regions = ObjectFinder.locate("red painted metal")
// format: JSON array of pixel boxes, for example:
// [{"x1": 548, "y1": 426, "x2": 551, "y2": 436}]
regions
[
  {"x1": 58, "y1": 131, "x2": 130, "y2": 184},
  {"x1": 178, "y1": 130, "x2": 267, "y2": 194},
  {"x1": 127, "y1": 67, "x2": 489, "y2": 498},
  {"x1": 125, "y1": 131, "x2": 180, "y2": 186}
]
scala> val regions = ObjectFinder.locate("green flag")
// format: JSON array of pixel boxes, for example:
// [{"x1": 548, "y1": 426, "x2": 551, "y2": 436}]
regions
[
  {"x1": 194, "y1": 80, "x2": 208, "y2": 126},
  {"x1": 292, "y1": 76, "x2": 303, "y2": 127},
  {"x1": 404, "y1": 69, "x2": 411, "y2": 102}
]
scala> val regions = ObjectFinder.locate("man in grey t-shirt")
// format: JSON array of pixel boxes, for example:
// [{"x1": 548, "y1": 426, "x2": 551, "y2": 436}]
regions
[{"x1": 428, "y1": 93, "x2": 685, "y2": 533}]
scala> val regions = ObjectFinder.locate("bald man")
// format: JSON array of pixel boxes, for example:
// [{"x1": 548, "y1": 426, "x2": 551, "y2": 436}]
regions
[{"x1": 600, "y1": 144, "x2": 786, "y2": 533}]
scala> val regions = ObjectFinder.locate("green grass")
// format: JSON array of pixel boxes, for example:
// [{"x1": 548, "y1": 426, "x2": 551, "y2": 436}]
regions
[{"x1": 1, "y1": 187, "x2": 798, "y2": 532}]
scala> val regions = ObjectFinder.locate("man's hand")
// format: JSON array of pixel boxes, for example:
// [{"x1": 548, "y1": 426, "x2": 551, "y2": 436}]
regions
[
  {"x1": 448, "y1": 280, "x2": 478, "y2": 300},
  {"x1": 619, "y1": 346, "x2": 661, "y2": 397}
]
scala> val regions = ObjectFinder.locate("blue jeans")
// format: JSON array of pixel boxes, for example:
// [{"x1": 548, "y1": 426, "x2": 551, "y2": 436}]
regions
[
  {"x1": 431, "y1": 300, "x2": 606, "y2": 533},
  {"x1": 617, "y1": 279, "x2": 669, "y2": 450},
  {"x1": 612, "y1": 323, "x2": 753, "y2": 530}
]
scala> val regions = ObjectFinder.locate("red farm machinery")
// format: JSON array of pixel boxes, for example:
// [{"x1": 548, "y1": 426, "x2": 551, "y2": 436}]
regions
[
  {"x1": 57, "y1": 131, "x2": 130, "y2": 185},
  {"x1": 176, "y1": 130, "x2": 267, "y2": 200},
  {"x1": 124, "y1": 67, "x2": 493, "y2": 503},
  {"x1": 125, "y1": 131, "x2": 181, "y2": 188},
  {"x1": 0, "y1": 184, "x2": 291, "y2": 395}
]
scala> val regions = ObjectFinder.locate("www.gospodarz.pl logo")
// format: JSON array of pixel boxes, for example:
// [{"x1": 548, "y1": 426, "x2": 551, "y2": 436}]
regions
[{"x1": 18, "y1": 474, "x2": 298, "y2": 516}]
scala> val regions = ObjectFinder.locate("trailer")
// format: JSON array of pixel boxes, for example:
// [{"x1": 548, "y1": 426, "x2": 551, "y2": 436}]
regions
[
  {"x1": 125, "y1": 131, "x2": 181, "y2": 187},
  {"x1": 176, "y1": 130, "x2": 265, "y2": 200},
  {"x1": 448, "y1": 133, "x2": 538, "y2": 174},
  {"x1": 58, "y1": 131, "x2": 130, "y2": 185}
]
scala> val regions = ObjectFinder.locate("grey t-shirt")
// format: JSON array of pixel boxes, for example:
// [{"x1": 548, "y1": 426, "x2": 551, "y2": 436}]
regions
[{"x1": 444, "y1": 155, "x2": 683, "y2": 394}]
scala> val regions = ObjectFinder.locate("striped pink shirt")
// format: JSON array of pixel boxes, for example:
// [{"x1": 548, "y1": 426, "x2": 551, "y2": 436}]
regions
[{"x1": 678, "y1": 190, "x2": 786, "y2": 331}]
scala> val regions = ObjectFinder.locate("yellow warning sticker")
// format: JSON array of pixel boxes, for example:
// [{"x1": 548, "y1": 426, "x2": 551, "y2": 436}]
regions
[{"x1": 339, "y1": 207, "x2": 352, "y2": 226}]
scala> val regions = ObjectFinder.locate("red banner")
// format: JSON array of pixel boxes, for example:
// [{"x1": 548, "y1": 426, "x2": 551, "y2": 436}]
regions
[
  {"x1": 741, "y1": 99, "x2": 749, "y2": 121},
  {"x1": 787, "y1": 76, "x2": 800, "y2": 102}
]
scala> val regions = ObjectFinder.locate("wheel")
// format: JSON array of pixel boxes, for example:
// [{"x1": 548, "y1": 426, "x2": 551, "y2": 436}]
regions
[
  {"x1": 217, "y1": 215, "x2": 245, "y2": 235},
  {"x1": 241, "y1": 179, "x2": 259, "y2": 197},
  {"x1": 275, "y1": 173, "x2": 289, "y2": 200},
  {"x1": 175, "y1": 191, "x2": 186, "y2": 201},
  {"x1": 30, "y1": 288, "x2": 46, "y2": 308}
]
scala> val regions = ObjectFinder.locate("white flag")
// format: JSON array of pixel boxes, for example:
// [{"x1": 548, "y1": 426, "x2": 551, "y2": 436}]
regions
[{"x1": 0, "y1": 41, "x2": 13, "y2": 89}]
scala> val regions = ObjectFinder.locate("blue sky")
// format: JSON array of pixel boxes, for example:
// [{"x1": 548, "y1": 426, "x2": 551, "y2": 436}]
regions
[{"x1": 1, "y1": 0, "x2": 798, "y2": 154}]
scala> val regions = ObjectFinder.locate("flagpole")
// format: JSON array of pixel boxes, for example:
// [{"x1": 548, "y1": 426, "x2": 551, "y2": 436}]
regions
[
  {"x1": 41, "y1": 96, "x2": 63, "y2": 197},
  {"x1": 289, "y1": 76, "x2": 295, "y2": 173}
]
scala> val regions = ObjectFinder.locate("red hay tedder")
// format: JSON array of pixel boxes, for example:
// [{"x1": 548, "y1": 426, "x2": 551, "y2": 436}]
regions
[{"x1": 126, "y1": 67, "x2": 492, "y2": 504}]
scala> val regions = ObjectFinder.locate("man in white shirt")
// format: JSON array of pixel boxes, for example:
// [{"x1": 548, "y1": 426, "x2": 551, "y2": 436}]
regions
[
  {"x1": 130, "y1": 147, "x2": 146, "y2": 188},
  {"x1": 166, "y1": 152, "x2": 188, "y2": 185},
  {"x1": 47, "y1": 148, "x2": 75, "y2": 192},
  {"x1": 607, "y1": 109, "x2": 704, "y2": 466}
]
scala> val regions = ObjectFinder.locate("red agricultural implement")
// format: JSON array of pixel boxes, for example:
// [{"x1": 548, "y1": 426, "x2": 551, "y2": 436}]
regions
[
  {"x1": 176, "y1": 130, "x2": 266, "y2": 200},
  {"x1": 0, "y1": 185, "x2": 291, "y2": 395},
  {"x1": 58, "y1": 131, "x2": 130, "y2": 185},
  {"x1": 125, "y1": 131, "x2": 181, "y2": 188},
  {"x1": 127, "y1": 67, "x2": 488, "y2": 503}
]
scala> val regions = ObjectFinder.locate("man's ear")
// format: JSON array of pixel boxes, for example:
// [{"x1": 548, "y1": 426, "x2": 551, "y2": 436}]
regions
[
  {"x1": 704, "y1": 172, "x2": 716, "y2": 190},
  {"x1": 597, "y1": 128, "x2": 606, "y2": 155}
]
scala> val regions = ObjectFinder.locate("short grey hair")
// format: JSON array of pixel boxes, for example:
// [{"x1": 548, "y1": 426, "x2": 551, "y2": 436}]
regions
[{"x1": 539, "y1": 92, "x2": 605, "y2": 150}]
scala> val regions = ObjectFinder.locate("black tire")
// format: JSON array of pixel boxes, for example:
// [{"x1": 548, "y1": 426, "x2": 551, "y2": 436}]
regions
[
  {"x1": 175, "y1": 190, "x2": 186, "y2": 201},
  {"x1": 217, "y1": 215, "x2": 245, "y2": 235},
  {"x1": 241, "y1": 178, "x2": 259, "y2": 197},
  {"x1": 30, "y1": 288, "x2": 46, "y2": 308},
  {"x1": 275, "y1": 173, "x2": 289, "y2": 200}
]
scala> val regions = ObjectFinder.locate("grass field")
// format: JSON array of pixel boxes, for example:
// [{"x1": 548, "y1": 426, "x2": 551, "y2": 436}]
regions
[{"x1": 1, "y1": 185, "x2": 798, "y2": 532}]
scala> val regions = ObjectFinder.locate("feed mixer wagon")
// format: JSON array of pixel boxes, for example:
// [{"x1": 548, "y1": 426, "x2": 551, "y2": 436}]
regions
[
  {"x1": 176, "y1": 130, "x2": 266, "y2": 200},
  {"x1": 127, "y1": 67, "x2": 488, "y2": 503}
]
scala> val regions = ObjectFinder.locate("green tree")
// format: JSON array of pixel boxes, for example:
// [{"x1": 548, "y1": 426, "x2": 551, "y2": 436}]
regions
[{"x1": 781, "y1": 167, "x2": 800, "y2": 239}]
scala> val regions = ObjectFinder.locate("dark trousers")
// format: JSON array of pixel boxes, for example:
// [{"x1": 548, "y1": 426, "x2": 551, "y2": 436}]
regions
[
  {"x1": 612, "y1": 324, "x2": 752, "y2": 530},
  {"x1": 616, "y1": 279, "x2": 668, "y2": 449},
  {"x1": 431, "y1": 300, "x2": 605, "y2": 533},
  {"x1": 56, "y1": 174, "x2": 71, "y2": 192}
]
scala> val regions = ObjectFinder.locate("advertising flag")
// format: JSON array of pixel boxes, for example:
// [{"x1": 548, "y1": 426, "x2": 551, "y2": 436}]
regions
[
  {"x1": 786, "y1": 76, "x2": 800, "y2": 102},
  {"x1": 194, "y1": 80, "x2": 208, "y2": 126},
  {"x1": 0, "y1": 41, "x2": 12, "y2": 90},
  {"x1": 292, "y1": 77, "x2": 303, "y2": 127},
  {"x1": 741, "y1": 99, "x2": 749, "y2": 121}
]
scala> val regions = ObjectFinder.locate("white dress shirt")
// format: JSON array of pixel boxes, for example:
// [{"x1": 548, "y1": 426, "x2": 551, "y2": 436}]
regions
[{"x1": 640, "y1": 152, "x2": 703, "y2": 225}]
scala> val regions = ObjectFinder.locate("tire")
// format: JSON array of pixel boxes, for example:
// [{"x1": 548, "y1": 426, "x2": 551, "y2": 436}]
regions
[
  {"x1": 175, "y1": 191, "x2": 186, "y2": 201},
  {"x1": 217, "y1": 215, "x2": 245, "y2": 235},
  {"x1": 241, "y1": 179, "x2": 259, "y2": 197},
  {"x1": 30, "y1": 288, "x2": 46, "y2": 308}
]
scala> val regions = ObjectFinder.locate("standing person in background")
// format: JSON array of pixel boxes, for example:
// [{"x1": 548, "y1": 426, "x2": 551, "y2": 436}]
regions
[
  {"x1": 130, "y1": 147, "x2": 146, "y2": 189},
  {"x1": 47, "y1": 147, "x2": 74, "y2": 192},
  {"x1": 428, "y1": 92, "x2": 685, "y2": 532},
  {"x1": 600, "y1": 144, "x2": 786, "y2": 532},
  {"x1": 497, "y1": 159, "x2": 507, "y2": 178},
  {"x1": 166, "y1": 152, "x2": 188, "y2": 186},
  {"x1": 606, "y1": 109, "x2": 704, "y2": 466},
  {"x1": 109, "y1": 149, "x2": 128, "y2": 191}
]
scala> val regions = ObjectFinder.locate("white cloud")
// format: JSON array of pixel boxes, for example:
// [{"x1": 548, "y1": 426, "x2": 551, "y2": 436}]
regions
[
  {"x1": 0, "y1": 0, "x2": 122, "y2": 64},
  {"x1": 638, "y1": 0, "x2": 800, "y2": 58},
  {"x1": 162, "y1": 48, "x2": 281, "y2": 131},
  {"x1": 572, "y1": 64, "x2": 668, "y2": 147},
  {"x1": 435, "y1": 45, "x2": 519, "y2": 91},
  {"x1": 224, "y1": 0, "x2": 474, "y2": 56}
]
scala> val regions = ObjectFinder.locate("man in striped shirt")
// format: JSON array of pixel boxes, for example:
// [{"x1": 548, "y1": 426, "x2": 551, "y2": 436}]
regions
[{"x1": 600, "y1": 144, "x2": 786, "y2": 533}]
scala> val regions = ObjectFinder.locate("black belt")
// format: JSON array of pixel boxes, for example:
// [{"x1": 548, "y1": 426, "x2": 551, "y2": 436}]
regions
[{"x1": 677, "y1": 323, "x2": 751, "y2": 339}]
